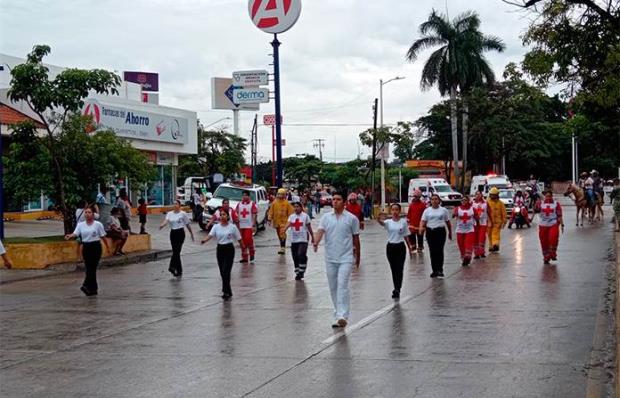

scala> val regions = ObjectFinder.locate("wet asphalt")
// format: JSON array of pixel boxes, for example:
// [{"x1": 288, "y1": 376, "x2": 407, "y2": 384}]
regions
[{"x1": 0, "y1": 207, "x2": 616, "y2": 398}]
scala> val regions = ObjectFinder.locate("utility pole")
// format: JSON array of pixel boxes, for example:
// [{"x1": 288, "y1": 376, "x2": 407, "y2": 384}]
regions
[
  {"x1": 313, "y1": 139, "x2": 325, "y2": 162},
  {"x1": 371, "y1": 98, "x2": 378, "y2": 218},
  {"x1": 251, "y1": 114, "x2": 258, "y2": 184}
]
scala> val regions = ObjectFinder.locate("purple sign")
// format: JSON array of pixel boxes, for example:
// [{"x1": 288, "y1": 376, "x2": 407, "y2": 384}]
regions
[{"x1": 123, "y1": 71, "x2": 159, "y2": 92}]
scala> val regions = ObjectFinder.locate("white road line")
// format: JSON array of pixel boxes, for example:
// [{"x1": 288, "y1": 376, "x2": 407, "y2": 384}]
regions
[{"x1": 321, "y1": 295, "x2": 413, "y2": 345}]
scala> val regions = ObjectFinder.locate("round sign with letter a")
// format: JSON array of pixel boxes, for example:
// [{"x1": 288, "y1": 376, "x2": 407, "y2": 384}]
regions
[{"x1": 248, "y1": 0, "x2": 301, "y2": 34}]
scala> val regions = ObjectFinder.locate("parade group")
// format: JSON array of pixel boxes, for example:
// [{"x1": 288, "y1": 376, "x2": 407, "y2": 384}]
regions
[{"x1": 48, "y1": 171, "x2": 620, "y2": 329}]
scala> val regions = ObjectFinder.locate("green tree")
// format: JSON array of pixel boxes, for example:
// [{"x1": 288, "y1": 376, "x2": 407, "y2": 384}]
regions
[
  {"x1": 177, "y1": 124, "x2": 247, "y2": 184},
  {"x1": 6, "y1": 45, "x2": 128, "y2": 233},
  {"x1": 283, "y1": 155, "x2": 323, "y2": 190},
  {"x1": 6, "y1": 115, "x2": 154, "y2": 232},
  {"x1": 406, "y1": 10, "x2": 505, "y2": 190}
]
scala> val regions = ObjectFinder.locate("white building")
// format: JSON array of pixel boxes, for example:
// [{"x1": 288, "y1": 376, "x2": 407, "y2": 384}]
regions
[{"x1": 1, "y1": 53, "x2": 197, "y2": 209}]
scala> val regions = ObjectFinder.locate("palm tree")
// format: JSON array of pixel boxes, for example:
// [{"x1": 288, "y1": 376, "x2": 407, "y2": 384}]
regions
[{"x1": 406, "y1": 10, "x2": 505, "y2": 190}]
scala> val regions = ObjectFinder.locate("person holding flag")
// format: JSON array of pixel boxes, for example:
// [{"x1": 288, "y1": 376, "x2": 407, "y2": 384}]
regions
[
  {"x1": 536, "y1": 190, "x2": 564, "y2": 264},
  {"x1": 235, "y1": 190, "x2": 258, "y2": 263}
]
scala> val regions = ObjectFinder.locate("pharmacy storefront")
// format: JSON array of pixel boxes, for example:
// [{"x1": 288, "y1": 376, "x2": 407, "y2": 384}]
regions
[{"x1": 83, "y1": 96, "x2": 197, "y2": 207}]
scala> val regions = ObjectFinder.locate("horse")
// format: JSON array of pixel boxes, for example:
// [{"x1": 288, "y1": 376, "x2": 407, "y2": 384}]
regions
[{"x1": 563, "y1": 183, "x2": 596, "y2": 226}]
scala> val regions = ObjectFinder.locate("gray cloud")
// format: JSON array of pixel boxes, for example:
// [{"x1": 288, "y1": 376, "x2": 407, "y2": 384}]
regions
[{"x1": 0, "y1": 0, "x2": 532, "y2": 161}]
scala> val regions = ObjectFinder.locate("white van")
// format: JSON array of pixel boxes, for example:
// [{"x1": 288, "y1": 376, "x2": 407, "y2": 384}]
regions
[
  {"x1": 470, "y1": 174, "x2": 512, "y2": 196},
  {"x1": 177, "y1": 177, "x2": 211, "y2": 205},
  {"x1": 408, "y1": 178, "x2": 462, "y2": 206}
]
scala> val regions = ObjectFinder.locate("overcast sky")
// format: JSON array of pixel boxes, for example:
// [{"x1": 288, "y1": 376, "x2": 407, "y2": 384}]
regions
[{"x1": 0, "y1": 0, "x2": 534, "y2": 162}]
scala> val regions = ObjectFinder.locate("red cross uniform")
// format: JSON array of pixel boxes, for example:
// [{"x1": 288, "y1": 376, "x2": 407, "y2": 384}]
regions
[
  {"x1": 235, "y1": 201, "x2": 258, "y2": 262},
  {"x1": 287, "y1": 212, "x2": 311, "y2": 243},
  {"x1": 454, "y1": 205, "x2": 476, "y2": 262},
  {"x1": 472, "y1": 200, "x2": 489, "y2": 257},
  {"x1": 538, "y1": 200, "x2": 562, "y2": 263}
]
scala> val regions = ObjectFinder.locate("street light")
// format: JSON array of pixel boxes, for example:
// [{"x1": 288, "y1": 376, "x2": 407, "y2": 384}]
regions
[
  {"x1": 379, "y1": 76, "x2": 405, "y2": 209},
  {"x1": 204, "y1": 117, "x2": 232, "y2": 129}
]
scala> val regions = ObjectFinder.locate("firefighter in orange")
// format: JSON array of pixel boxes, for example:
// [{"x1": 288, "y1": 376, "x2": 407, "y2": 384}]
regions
[
  {"x1": 267, "y1": 188, "x2": 295, "y2": 254},
  {"x1": 486, "y1": 187, "x2": 507, "y2": 252}
]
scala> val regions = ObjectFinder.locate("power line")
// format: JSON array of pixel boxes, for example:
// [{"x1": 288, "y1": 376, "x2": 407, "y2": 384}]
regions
[{"x1": 313, "y1": 138, "x2": 326, "y2": 161}]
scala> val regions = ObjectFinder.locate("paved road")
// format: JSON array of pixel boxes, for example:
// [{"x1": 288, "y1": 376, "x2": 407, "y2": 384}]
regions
[{"x1": 0, "y1": 208, "x2": 616, "y2": 397}]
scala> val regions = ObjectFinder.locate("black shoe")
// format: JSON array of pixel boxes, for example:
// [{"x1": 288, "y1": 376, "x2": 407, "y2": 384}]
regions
[
  {"x1": 507, "y1": 224, "x2": 512, "y2": 229},
  {"x1": 430, "y1": 272, "x2": 438, "y2": 278},
  {"x1": 544, "y1": 259, "x2": 550, "y2": 265},
  {"x1": 481, "y1": 254, "x2": 487, "y2": 258},
  {"x1": 250, "y1": 256, "x2": 255, "y2": 262},
  {"x1": 295, "y1": 273, "x2": 303, "y2": 280},
  {"x1": 474, "y1": 255, "x2": 480, "y2": 260},
  {"x1": 461, "y1": 260, "x2": 468, "y2": 267},
  {"x1": 391, "y1": 289, "x2": 400, "y2": 299},
  {"x1": 239, "y1": 259, "x2": 249, "y2": 263},
  {"x1": 80, "y1": 286, "x2": 93, "y2": 296},
  {"x1": 168, "y1": 267, "x2": 175, "y2": 275},
  {"x1": 551, "y1": 256, "x2": 557, "y2": 261},
  {"x1": 464, "y1": 258, "x2": 471, "y2": 266},
  {"x1": 437, "y1": 272, "x2": 445, "y2": 278},
  {"x1": 492, "y1": 245, "x2": 499, "y2": 252},
  {"x1": 221, "y1": 293, "x2": 232, "y2": 300}
]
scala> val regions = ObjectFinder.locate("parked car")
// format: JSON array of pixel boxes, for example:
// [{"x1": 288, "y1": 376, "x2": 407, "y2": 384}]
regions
[
  {"x1": 201, "y1": 183, "x2": 269, "y2": 232},
  {"x1": 177, "y1": 176, "x2": 211, "y2": 205},
  {"x1": 470, "y1": 174, "x2": 512, "y2": 197},
  {"x1": 408, "y1": 178, "x2": 462, "y2": 206}
]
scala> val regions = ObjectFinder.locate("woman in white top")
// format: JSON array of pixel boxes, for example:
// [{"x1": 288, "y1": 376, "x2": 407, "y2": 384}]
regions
[
  {"x1": 378, "y1": 203, "x2": 411, "y2": 299},
  {"x1": 420, "y1": 194, "x2": 452, "y2": 278},
  {"x1": 201, "y1": 210, "x2": 244, "y2": 300},
  {"x1": 65, "y1": 208, "x2": 110, "y2": 296},
  {"x1": 159, "y1": 200, "x2": 194, "y2": 277}
]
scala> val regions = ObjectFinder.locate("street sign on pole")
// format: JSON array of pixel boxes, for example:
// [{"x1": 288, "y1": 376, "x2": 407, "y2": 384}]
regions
[
  {"x1": 232, "y1": 88, "x2": 270, "y2": 104},
  {"x1": 263, "y1": 114, "x2": 283, "y2": 126},
  {"x1": 211, "y1": 77, "x2": 259, "y2": 111},
  {"x1": 248, "y1": 0, "x2": 302, "y2": 187},
  {"x1": 233, "y1": 70, "x2": 269, "y2": 86},
  {"x1": 248, "y1": 0, "x2": 302, "y2": 34}
]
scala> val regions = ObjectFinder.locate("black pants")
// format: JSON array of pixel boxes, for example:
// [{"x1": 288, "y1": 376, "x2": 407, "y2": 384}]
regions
[
  {"x1": 426, "y1": 227, "x2": 447, "y2": 274},
  {"x1": 82, "y1": 241, "x2": 102, "y2": 293},
  {"x1": 411, "y1": 231, "x2": 424, "y2": 249},
  {"x1": 193, "y1": 205, "x2": 203, "y2": 222},
  {"x1": 217, "y1": 243, "x2": 235, "y2": 295},
  {"x1": 169, "y1": 228, "x2": 185, "y2": 275},
  {"x1": 386, "y1": 242, "x2": 406, "y2": 291},
  {"x1": 291, "y1": 242, "x2": 309, "y2": 275}
]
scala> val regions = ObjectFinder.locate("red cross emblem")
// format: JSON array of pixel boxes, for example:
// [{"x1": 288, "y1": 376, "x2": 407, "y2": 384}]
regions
[
  {"x1": 291, "y1": 218, "x2": 304, "y2": 231},
  {"x1": 240, "y1": 208, "x2": 250, "y2": 218},
  {"x1": 542, "y1": 205, "x2": 554, "y2": 217},
  {"x1": 460, "y1": 212, "x2": 471, "y2": 223},
  {"x1": 474, "y1": 207, "x2": 483, "y2": 217}
]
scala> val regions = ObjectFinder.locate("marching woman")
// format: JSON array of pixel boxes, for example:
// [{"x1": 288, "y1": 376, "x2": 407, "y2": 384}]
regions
[
  {"x1": 284, "y1": 202, "x2": 314, "y2": 280},
  {"x1": 453, "y1": 195, "x2": 477, "y2": 266},
  {"x1": 420, "y1": 194, "x2": 452, "y2": 278},
  {"x1": 472, "y1": 191, "x2": 490, "y2": 259},
  {"x1": 65, "y1": 207, "x2": 110, "y2": 296},
  {"x1": 536, "y1": 190, "x2": 564, "y2": 264},
  {"x1": 201, "y1": 210, "x2": 244, "y2": 300},
  {"x1": 378, "y1": 203, "x2": 411, "y2": 298},
  {"x1": 159, "y1": 200, "x2": 194, "y2": 277}
]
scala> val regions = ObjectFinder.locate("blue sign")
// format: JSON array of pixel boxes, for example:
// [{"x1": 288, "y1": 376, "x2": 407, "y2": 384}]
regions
[{"x1": 225, "y1": 85, "x2": 242, "y2": 107}]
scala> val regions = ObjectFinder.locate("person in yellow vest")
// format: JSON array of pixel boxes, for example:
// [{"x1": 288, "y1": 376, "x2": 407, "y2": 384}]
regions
[
  {"x1": 268, "y1": 188, "x2": 295, "y2": 254},
  {"x1": 486, "y1": 187, "x2": 507, "y2": 252}
]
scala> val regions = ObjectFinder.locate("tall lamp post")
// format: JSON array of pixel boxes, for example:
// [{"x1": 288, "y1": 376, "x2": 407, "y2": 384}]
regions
[{"x1": 379, "y1": 76, "x2": 405, "y2": 209}]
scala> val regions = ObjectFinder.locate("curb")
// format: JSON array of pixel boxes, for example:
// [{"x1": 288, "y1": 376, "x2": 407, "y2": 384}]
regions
[{"x1": 0, "y1": 249, "x2": 172, "y2": 285}]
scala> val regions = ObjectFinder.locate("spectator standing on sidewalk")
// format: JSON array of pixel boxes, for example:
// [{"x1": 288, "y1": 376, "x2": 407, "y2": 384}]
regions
[
  {"x1": 201, "y1": 210, "x2": 244, "y2": 300},
  {"x1": 378, "y1": 203, "x2": 411, "y2": 299},
  {"x1": 159, "y1": 200, "x2": 194, "y2": 277},
  {"x1": 65, "y1": 207, "x2": 110, "y2": 296},
  {"x1": 419, "y1": 194, "x2": 452, "y2": 278},
  {"x1": 114, "y1": 188, "x2": 132, "y2": 233},
  {"x1": 313, "y1": 192, "x2": 360, "y2": 328},
  {"x1": 137, "y1": 198, "x2": 148, "y2": 234}
]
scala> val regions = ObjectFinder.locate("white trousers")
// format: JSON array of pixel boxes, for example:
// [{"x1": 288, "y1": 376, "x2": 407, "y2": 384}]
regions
[{"x1": 325, "y1": 261, "x2": 353, "y2": 320}]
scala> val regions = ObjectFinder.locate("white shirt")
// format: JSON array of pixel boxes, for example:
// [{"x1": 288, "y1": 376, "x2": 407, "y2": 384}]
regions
[
  {"x1": 209, "y1": 223, "x2": 242, "y2": 245},
  {"x1": 383, "y1": 218, "x2": 410, "y2": 244},
  {"x1": 454, "y1": 206, "x2": 475, "y2": 233},
  {"x1": 287, "y1": 212, "x2": 311, "y2": 243},
  {"x1": 73, "y1": 221, "x2": 107, "y2": 243},
  {"x1": 165, "y1": 211, "x2": 191, "y2": 230},
  {"x1": 421, "y1": 206, "x2": 450, "y2": 229},
  {"x1": 318, "y1": 210, "x2": 360, "y2": 263}
]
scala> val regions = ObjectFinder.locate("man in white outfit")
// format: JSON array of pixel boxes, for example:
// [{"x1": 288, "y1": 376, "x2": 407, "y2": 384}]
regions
[{"x1": 313, "y1": 192, "x2": 361, "y2": 328}]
